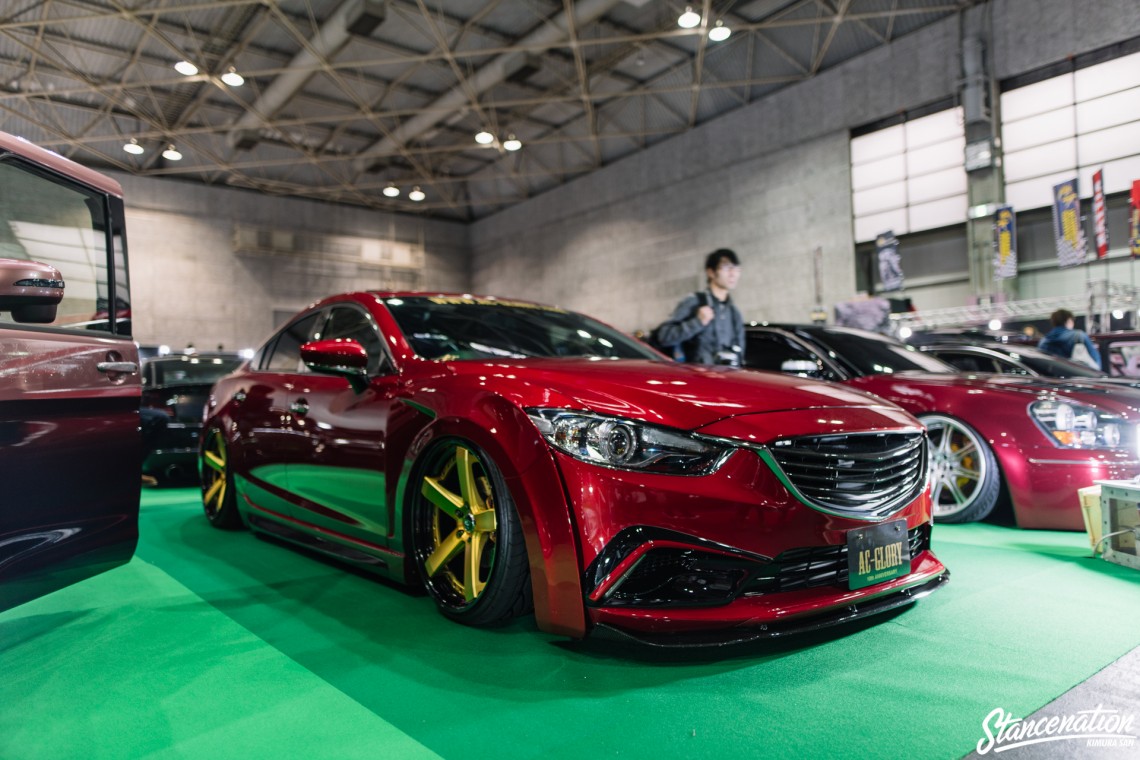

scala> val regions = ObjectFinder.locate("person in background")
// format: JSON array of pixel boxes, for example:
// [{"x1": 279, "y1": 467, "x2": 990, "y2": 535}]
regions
[
  {"x1": 1038, "y1": 308, "x2": 1101, "y2": 369},
  {"x1": 656, "y1": 248, "x2": 745, "y2": 366}
]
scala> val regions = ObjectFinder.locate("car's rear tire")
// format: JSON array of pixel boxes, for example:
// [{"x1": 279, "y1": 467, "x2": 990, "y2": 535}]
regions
[
  {"x1": 200, "y1": 427, "x2": 243, "y2": 529},
  {"x1": 920, "y1": 414, "x2": 1001, "y2": 523},
  {"x1": 409, "y1": 438, "x2": 532, "y2": 626}
]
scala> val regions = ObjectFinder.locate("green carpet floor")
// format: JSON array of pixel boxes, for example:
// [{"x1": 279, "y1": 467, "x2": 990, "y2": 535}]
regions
[{"x1": 3, "y1": 487, "x2": 1139, "y2": 760}]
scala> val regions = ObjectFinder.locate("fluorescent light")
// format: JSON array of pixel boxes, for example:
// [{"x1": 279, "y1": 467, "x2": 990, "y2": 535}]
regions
[
  {"x1": 221, "y1": 69, "x2": 244, "y2": 87},
  {"x1": 475, "y1": 130, "x2": 494, "y2": 145},
  {"x1": 408, "y1": 186, "x2": 425, "y2": 202},
  {"x1": 708, "y1": 21, "x2": 731, "y2": 41},
  {"x1": 123, "y1": 139, "x2": 144, "y2": 155},
  {"x1": 503, "y1": 135, "x2": 522, "y2": 151},
  {"x1": 678, "y1": 7, "x2": 701, "y2": 28},
  {"x1": 174, "y1": 60, "x2": 198, "y2": 76},
  {"x1": 382, "y1": 183, "x2": 400, "y2": 198},
  {"x1": 162, "y1": 145, "x2": 182, "y2": 161}
]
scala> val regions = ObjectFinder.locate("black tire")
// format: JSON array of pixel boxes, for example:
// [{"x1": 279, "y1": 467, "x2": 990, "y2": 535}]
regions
[
  {"x1": 409, "y1": 438, "x2": 532, "y2": 626},
  {"x1": 200, "y1": 427, "x2": 244, "y2": 529},
  {"x1": 921, "y1": 414, "x2": 1001, "y2": 523}
]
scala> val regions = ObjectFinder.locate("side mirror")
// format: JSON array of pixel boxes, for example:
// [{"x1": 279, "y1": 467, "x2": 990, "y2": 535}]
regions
[
  {"x1": 0, "y1": 258, "x2": 65, "y2": 323},
  {"x1": 780, "y1": 359, "x2": 820, "y2": 375},
  {"x1": 301, "y1": 338, "x2": 370, "y2": 393}
]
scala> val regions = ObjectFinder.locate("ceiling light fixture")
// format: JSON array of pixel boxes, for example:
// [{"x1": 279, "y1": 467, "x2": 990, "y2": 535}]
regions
[
  {"x1": 220, "y1": 68, "x2": 244, "y2": 87},
  {"x1": 162, "y1": 145, "x2": 183, "y2": 161},
  {"x1": 382, "y1": 183, "x2": 400, "y2": 198},
  {"x1": 123, "y1": 138, "x2": 144, "y2": 155},
  {"x1": 174, "y1": 60, "x2": 198, "y2": 76},
  {"x1": 474, "y1": 130, "x2": 494, "y2": 145},
  {"x1": 708, "y1": 20, "x2": 731, "y2": 42},
  {"x1": 503, "y1": 134, "x2": 522, "y2": 151},
  {"x1": 408, "y1": 186, "x2": 425, "y2": 202},
  {"x1": 678, "y1": 7, "x2": 701, "y2": 29}
]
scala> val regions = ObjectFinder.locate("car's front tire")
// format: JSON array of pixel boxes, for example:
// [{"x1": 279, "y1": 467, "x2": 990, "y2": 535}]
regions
[
  {"x1": 920, "y1": 414, "x2": 1001, "y2": 523},
  {"x1": 409, "y1": 438, "x2": 532, "y2": 626},
  {"x1": 200, "y1": 427, "x2": 244, "y2": 529}
]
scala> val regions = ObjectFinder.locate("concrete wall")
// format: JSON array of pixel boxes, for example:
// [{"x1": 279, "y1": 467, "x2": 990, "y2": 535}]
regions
[
  {"x1": 469, "y1": 0, "x2": 1140, "y2": 332},
  {"x1": 114, "y1": 174, "x2": 468, "y2": 351}
]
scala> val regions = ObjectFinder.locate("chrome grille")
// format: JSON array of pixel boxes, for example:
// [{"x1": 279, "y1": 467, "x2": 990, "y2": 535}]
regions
[{"x1": 767, "y1": 431, "x2": 927, "y2": 518}]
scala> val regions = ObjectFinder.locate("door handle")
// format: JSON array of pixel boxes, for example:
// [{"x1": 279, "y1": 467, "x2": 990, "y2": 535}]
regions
[
  {"x1": 291, "y1": 399, "x2": 309, "y2": 415},
  {"x1": 96, "y1": 361, "x2": 139, "y2": 374}
]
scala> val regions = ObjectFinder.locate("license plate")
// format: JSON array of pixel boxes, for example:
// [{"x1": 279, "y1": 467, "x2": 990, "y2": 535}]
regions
[{"x1": 847, "y1": 519, "x2": 911, "y2": 590}]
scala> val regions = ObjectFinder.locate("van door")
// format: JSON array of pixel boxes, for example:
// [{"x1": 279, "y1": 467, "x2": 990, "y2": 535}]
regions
[{"x1": 0, "y1": 133, "x2": 141, "y2": 611}]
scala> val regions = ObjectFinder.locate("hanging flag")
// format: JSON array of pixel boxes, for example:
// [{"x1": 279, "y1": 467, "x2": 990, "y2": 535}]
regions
[
  {"x1": 1092, "y1": 169, "x2": 1108, "y2": 258},
  {"x1": 1052, "y1": 179, "x2": 1088, "y2": 268},
  {"x1": 875, "y1": 230, "x2": 903, "y2": 292},
  {"x1": 1131, "y1": 179, "x2": 1140, "y2": 258},
  {"x1": 993, "y1": 205, "x2": 1017, "y2": 279}
]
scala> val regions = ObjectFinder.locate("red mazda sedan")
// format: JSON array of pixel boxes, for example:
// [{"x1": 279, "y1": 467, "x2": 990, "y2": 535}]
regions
[
  {"x1": 745, "y1": 325, "x2": 1140, "y2": 531},
  {"x1": 199, "y1": 293, "x2": 947, "y2": 645}
]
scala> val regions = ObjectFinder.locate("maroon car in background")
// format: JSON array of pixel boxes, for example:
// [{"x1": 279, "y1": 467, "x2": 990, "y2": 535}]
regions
[
  {"x1": 745, "y1": 325, "x2": 1140, "y2": 531},
  {"x1": 0, "y1": 132, "x2": 140, "y2": 611},
  {"x1": 199, "y1": 292, "x2": 947, "y2": 645}
]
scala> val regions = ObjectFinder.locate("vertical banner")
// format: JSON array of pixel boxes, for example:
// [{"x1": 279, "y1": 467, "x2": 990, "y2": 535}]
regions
[
  {"x1": 1092, "y1": 169, "x2": 1108, "y2": 258},
  {"x1": 875, "y1": 230, "x2": 904, "y2": 292},
  {"x1": 993, "y1": 205, "x2": 1017, "y2": 279},
  {"x1": 1052, "y1": 178, "x2": 1088, "y2": 268},
  {"x1": 1131, "y1": 179, "x2": 1140, "y2": 258}
]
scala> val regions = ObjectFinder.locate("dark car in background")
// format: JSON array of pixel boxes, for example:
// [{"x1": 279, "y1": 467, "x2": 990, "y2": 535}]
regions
[
  {"x1": 142, "y1": 352, "x2": 245, "y2": 483},
  {"x1": 744, "y1": 324, "x2": 1140, "y2": 531},
  {"x1": 921, "y1": 342, "x2": 1140, "y2": 389}
]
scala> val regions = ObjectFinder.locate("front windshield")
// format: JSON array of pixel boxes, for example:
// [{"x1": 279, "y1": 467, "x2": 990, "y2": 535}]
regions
[
  {"x1": 810, "y1": 327, "x2": 956, "y2": 375},
  {"x1": 384, "y1": 296, "x2": 662, "y2": 361},
  {"x1": 147, "y1": 356, "x2": 244, "y2": 386},
  {"x1": 1006, "y1": 348, "x2": 1108, "y2": 378}
]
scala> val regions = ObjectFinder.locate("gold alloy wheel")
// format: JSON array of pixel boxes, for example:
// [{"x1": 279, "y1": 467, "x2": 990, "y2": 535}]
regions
[
  {"x1": 419, "y1": 445, "x2": 499, "y2": 604},
  {"x1": 925, "y1": 415, "x2": 987, "y2": 518},
  {"x1": 201, "y1": 428, "x2": 229, "y2": 520}
]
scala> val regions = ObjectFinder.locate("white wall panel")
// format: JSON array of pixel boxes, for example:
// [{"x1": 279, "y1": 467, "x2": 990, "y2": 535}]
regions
[
  {"x1": 1001, "y1": 106, "x2": 1075, "y2": 152},
  {"x1": 907, "y1": 166, "x2": 967, "y2": 204},
  {"x1": 855, "y1": 208, "x2": 908, "y2": 243},
  {"x1": 907, "y1": 136, "x2": 964, "y2": 176},
  {"x1": 1077, "y1": 120, "x2": 1140, "y2": 166},
  {"x1": 1003, "y1": 137, "x2": 1077, "y2": 182},
  {"x1": 1075, "y1": 87, "x2": 1140, "y2": 133},
  {"x1": 908, "y1": 195, "x2": 967, "y2": 232},
  {"x1": 851, "y1": 153, "x2": 906, "y2": 190},
  {"x1": 1079, "y1": 154, "x2": 1140, "y2": 195},
  {"x1": 904, "y1": 107, "x2": 963, "y2": 148},
  {"x1": 851, "y1": 125, "x2": 904, "y2": 164},
  {"x1": 1075, "y1": 51, "x2": 1140, "y2": 101},
  {"x1": 1002, "y1": 75, "x2": 1074, "y2": 122},
  {"x1": 853, "y1": 181, "x2": 907, "y2": 216},
  {"x1": 1004, "y1": 170, "x2": 1083, "y2": 211}
]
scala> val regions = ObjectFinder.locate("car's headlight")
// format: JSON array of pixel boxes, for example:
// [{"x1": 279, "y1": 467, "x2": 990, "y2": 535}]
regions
[
  {"x1": 1030, "y1": 399, "x2": 1130, "y2": 450},
  {"x1": 526, "y1": 408, "x2": 731, "y2": 475}
]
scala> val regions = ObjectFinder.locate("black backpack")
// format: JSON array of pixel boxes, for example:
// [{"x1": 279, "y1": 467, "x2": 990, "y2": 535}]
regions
[{"x1": 648, "y1": 292, "x2": 710, "y2": 362}]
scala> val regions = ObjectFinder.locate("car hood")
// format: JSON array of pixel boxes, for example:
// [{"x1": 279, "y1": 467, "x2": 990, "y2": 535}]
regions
[
  {"x1": 852, "y1": 371, "x2": 1140, "y2": 414},
  {"x1": 438, "y1": 358, "x2": 904, "y2": 430}
]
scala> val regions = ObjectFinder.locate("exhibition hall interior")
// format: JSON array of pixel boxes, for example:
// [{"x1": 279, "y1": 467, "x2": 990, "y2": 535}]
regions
[{"x1": 3, "y1": 0, "x2": 1140, "y2": 758}]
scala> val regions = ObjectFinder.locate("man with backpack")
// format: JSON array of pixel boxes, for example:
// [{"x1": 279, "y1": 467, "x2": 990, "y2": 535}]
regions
[
  {"x1": 1038, "y1": 308, "x2": 1102, "y2": 369},
  {"x1": 654, "y1": 248, "x2": 745, "y2": 365}
]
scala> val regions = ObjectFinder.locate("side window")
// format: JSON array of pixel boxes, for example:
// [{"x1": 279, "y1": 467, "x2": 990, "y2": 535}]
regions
[
  {"x1": 993, "y1": 357, "x2": 1031, "y2": 375},
  {"x1": 323, "y1": 305, "x2": 390, "y2": 375},
  {"x1": 261, "y1": 312, "x2": 323, "y2": 373},
  {"x1": 0, "y1": 159, "x2": 124, "y2": 334},
  {"x1": 744, "y1": 332, "x2": 829, "y2": 379},
  {"x1": 937, "y1": 352, "x2": 992, "y2": 373},
  {"x1": 1106, "y1": 342, "x2": 1140, "y2": 378}
]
